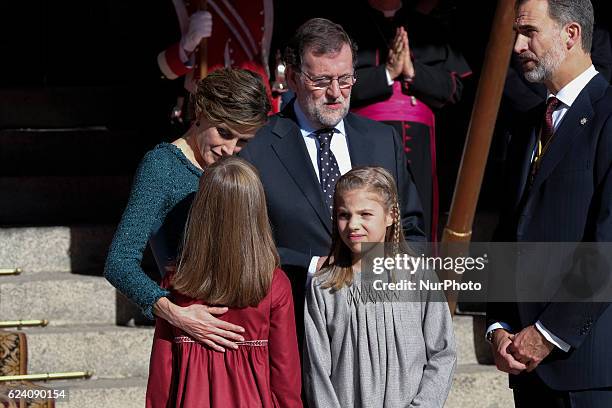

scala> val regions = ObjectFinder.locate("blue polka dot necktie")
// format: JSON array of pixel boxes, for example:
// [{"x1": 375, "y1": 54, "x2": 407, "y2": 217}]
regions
[{"x1": 314, "y1": 128, "x2": 341, "y2": 216}]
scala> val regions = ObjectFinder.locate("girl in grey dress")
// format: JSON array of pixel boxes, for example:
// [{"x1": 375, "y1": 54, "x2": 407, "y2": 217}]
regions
[{"x1": 304, "y1": 166, "x2": 456, "y2": 408}]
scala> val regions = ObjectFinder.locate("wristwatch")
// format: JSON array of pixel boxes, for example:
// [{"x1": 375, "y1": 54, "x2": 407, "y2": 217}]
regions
[{"x1": 486, "y1": 328, "x2": 501, "y2": 343}]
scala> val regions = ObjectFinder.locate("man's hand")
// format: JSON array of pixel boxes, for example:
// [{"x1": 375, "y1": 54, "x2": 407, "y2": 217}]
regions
[
  {"x1": 386, "y1": 28, "x2": 406, "y2": 80},
  {"x1": 154, "y1": 297, "x2": 245, "y2": 352},
  {"x1": 181, "y1": 11, "x2": 213, "y2": 54},
  {"x1": 508, "y1": 325, "x2": 554, "y2": 372},
  {"x1": 490, "y1": 329, "x2": 528, "y2": 375}
]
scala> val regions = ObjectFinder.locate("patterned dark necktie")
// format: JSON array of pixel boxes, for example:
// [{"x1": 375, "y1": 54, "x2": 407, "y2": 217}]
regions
[
  {"x1": 314, "y1": 128, "x2": 341, "y2": 215},
  {"x1": 529, "y1": 96, "x2": 561, "y2": 186},
  {"x1": 541, "y1": 96, "x2": 560, "y2": 147}
]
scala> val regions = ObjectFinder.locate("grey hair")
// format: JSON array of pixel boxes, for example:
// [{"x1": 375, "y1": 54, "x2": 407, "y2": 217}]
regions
[
  {"x1": 283, "y1": 18, "x2": 358, "y2": 70},
  {"x1": 518, "y1": 0, "x2": 594, "y2": 51}
]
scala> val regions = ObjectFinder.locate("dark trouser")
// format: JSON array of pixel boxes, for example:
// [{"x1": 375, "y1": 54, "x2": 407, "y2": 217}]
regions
[{"x1": 513, "y1": 373, "x2": 612, "y2": 408}]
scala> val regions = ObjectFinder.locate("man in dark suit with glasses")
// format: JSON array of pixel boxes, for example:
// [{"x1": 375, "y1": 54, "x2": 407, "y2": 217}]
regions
[{"x1": 240, "y1": 17, "x2": 425, "y2": 329}]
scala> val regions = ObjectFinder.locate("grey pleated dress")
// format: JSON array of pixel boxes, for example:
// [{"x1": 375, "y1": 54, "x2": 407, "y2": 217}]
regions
[{"x1": 304, "y1": 269, "x2": 456, "y2": 408}]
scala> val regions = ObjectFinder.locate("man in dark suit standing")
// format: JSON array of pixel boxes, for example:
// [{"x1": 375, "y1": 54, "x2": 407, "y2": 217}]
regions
[
  {"x1": 240, "y1": 18, "x2": 425, "y2": 317},
  {"x1": 487, "y1": 0, "x2": 612, "y2": 406}
]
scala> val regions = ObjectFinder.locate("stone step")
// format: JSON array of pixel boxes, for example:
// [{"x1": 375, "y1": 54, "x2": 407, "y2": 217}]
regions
[
  {"x1": 23, "y1": 325, "x2": 153, "y2": 379},
  {"x1": 0, "y1": 87, "x2": 173, "y2": 135},
  {"x1": 5, "y1": 286, "x2": 490, "y2": 371},
  {"x1": 0, "y1": 226, "x2": 115, "y2": 274},
  {"x1": 0, "y1": 128, "x2": 147, "y2": 177},
  {"x1": 446, "y1": 364, "x2": 513, "y2": 408},
  {"x1": 454, "y1": 314, "x2": 477, "y2": 365},
  {"x1": 17, "y1": 322, "x2": 507, "y2": 407},
  {"x1": 453, "y1": 314, "x2": 493, "y2": 365},
  {"x1": 0, "y1": 177, "x2": 132, "y2": 224},
  {"x1": 45, "y1": 366, "x2": 511, "y2": 408},
  {"x1": 45, "y1": 377, "x2": 146, "y2": 408},
  {"x1": 0, "y1": 87, "x2": 139, "y2": 129},
  {"x1": 0, "y1": 273, "x2": 116, "y2": 325}
]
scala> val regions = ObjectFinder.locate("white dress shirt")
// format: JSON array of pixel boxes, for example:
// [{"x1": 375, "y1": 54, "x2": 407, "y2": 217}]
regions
[
  {"x1": 293, "y1": 101, "x2": 353, "y2": 279},
  {"x1": 487, "y1": 65, "x2": 599, "y2": 353},
  {"x1": 549, "y1": 64, "x2": 598, "y2": 130}
]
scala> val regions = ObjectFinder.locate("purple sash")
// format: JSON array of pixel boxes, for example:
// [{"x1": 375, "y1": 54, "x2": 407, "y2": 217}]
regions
[{"x1": 351, "y1": 82, "x2": 434, "y2": 127}]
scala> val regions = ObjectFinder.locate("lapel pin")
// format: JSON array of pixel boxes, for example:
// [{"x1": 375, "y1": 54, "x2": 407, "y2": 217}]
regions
[{"x1": 580, "y1": 117, "x2": 588, "y2": 125}]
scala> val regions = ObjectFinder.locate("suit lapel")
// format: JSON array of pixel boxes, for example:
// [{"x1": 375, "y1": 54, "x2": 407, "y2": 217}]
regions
[
  {"x1": 514, "y1": 127, "x2": 538, "y2": 210},
  {"x1": 345, "y1": 114, "x2": 376, "y2": 167},
  {"x1": 269, "y1": 103, "x2": 332, "y2": 233},
  {"x1": 528, "y1": 78, "x2": 601, "y2": 194},
  {"x1": 519, "y1": 74, "x2": 607, "y2": 223}
]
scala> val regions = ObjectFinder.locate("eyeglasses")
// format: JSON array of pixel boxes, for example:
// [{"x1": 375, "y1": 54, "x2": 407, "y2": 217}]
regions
[{"x1": 299, "y1": 71, "x2": 356, "y2": 90}]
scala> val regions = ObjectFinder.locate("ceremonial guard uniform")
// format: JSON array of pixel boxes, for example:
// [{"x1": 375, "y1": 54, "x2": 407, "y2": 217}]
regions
[{"x1": 157, "y1": 0, "x2": 276, "y2": 120}]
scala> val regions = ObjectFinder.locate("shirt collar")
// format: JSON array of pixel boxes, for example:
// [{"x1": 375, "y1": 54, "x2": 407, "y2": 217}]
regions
[
  {"x1": 548, "y1": 65, "x2": 598, "y2": 108},
  {"x1": 370, "y1": 1, "x2": 403, "y2": 18},
  {"x1": 382, "y1": 2, "x2": 402, "y2": 18},
  {"x1": 293, "y1": 99, "x2": 346, "y2": 138}
]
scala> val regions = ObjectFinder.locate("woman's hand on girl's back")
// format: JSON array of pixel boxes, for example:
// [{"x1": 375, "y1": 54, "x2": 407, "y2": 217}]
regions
[{"x1": 154, "y1": 297, "x2": 246, "y2": 352}]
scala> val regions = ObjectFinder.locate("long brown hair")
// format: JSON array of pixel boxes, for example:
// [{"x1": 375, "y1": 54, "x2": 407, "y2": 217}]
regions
[
  {"x1": 320, "y1": 166, "x2": 407, "y2": 290},
  {"x1": 172, "y1": 157, "x2": 279, "y2": 307}
]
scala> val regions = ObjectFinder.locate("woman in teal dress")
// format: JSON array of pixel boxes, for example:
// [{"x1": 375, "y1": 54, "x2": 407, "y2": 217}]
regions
[{"x1": 104, "y1": 68, "x2": 271, "y2": 351}]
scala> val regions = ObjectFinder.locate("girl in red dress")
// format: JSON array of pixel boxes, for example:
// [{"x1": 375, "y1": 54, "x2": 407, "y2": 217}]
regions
[{"x1": 145, "y1": 157, "x2": 302, "y2": 408}]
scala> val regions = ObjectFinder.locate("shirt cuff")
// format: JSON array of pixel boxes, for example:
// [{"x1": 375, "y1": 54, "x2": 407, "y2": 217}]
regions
[
  {"x1": 305, "y1": 256, "x2": 320, "y2": 291},
  {"x1": 308, "y1": 256, "x2": 319, "y2": 275},
  {"x1": 157, "y1": 43, "x2": 193, "y2": 79},
  {"x1": 385, "y1": 68, "x2": 394, "y2": 86},
  {"x1": 535, "y1": 320, "x2": 571, "y2": 352},
  {"x1": 178, "y1": 46, "x2": 194, "y2": 67},
  {"x1": 485, "y1": 322, "x2": 513, "y2": 342}
]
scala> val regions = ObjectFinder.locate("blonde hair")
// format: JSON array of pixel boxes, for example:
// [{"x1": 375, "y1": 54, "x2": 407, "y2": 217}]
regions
[
  {"x1": 172, "y1": 157, "x2": 279, "y2": 307},
  {"x1": 192, "y1": 68, "x2": 271, "y2": 133},
  {"x1": 321, "y1": 166, "x2": 407, "y2": 290}
]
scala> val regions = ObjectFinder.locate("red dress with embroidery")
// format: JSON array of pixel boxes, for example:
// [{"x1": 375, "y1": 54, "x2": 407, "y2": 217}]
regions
[{"x1": 145, "y1": 268, "x2": 301, "y2": 408}]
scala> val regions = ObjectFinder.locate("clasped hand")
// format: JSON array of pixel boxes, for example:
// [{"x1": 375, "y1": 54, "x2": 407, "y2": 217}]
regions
[
  {"x1": 386, "y1": 27, "x2": 415, "y2": 81},
  {"x1": 491, "y1": 326, "x2": 555, "y2": 374}
]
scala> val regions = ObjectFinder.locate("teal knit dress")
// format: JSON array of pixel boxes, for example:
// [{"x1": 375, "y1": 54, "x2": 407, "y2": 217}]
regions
[{"x1": 104, "y1": 143, "x2": 203, "y2": 319}]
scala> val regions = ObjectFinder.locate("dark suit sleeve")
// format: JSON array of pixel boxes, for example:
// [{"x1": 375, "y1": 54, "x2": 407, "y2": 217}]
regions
[
  {"x1": 352, "y1": 64, "x2": 394, "y2": 105},
  {"x1": 277, "y1": 248, "x2": 314, "y2": 270},
  {"x1": 592, "y1": 26, "x2": 612, "y2": 83},
  {"x1": 392, "y1": 127, "x2": 427, "y2": 241},
  {"x1": 593, "y1": 116, "x2": 612, "y2": 242},
  {"x1": 352, "y1": 47, "x2": 470, "y2": 110},
  {"x1": 486, "y1": 299, "x2": 521, "y2": 334},
  {"x1": 536, "y1": 116, "x2": 612, "y2": 349},
  {"x1": 239, "y1": 145, "x2": 316, "y2": 269},
  {"x1": 409, "y1": 50, "x2": 468, "y2": 109},
  {"x1": 538, "y1": 302, "x2": 609, "y2": 349}
]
